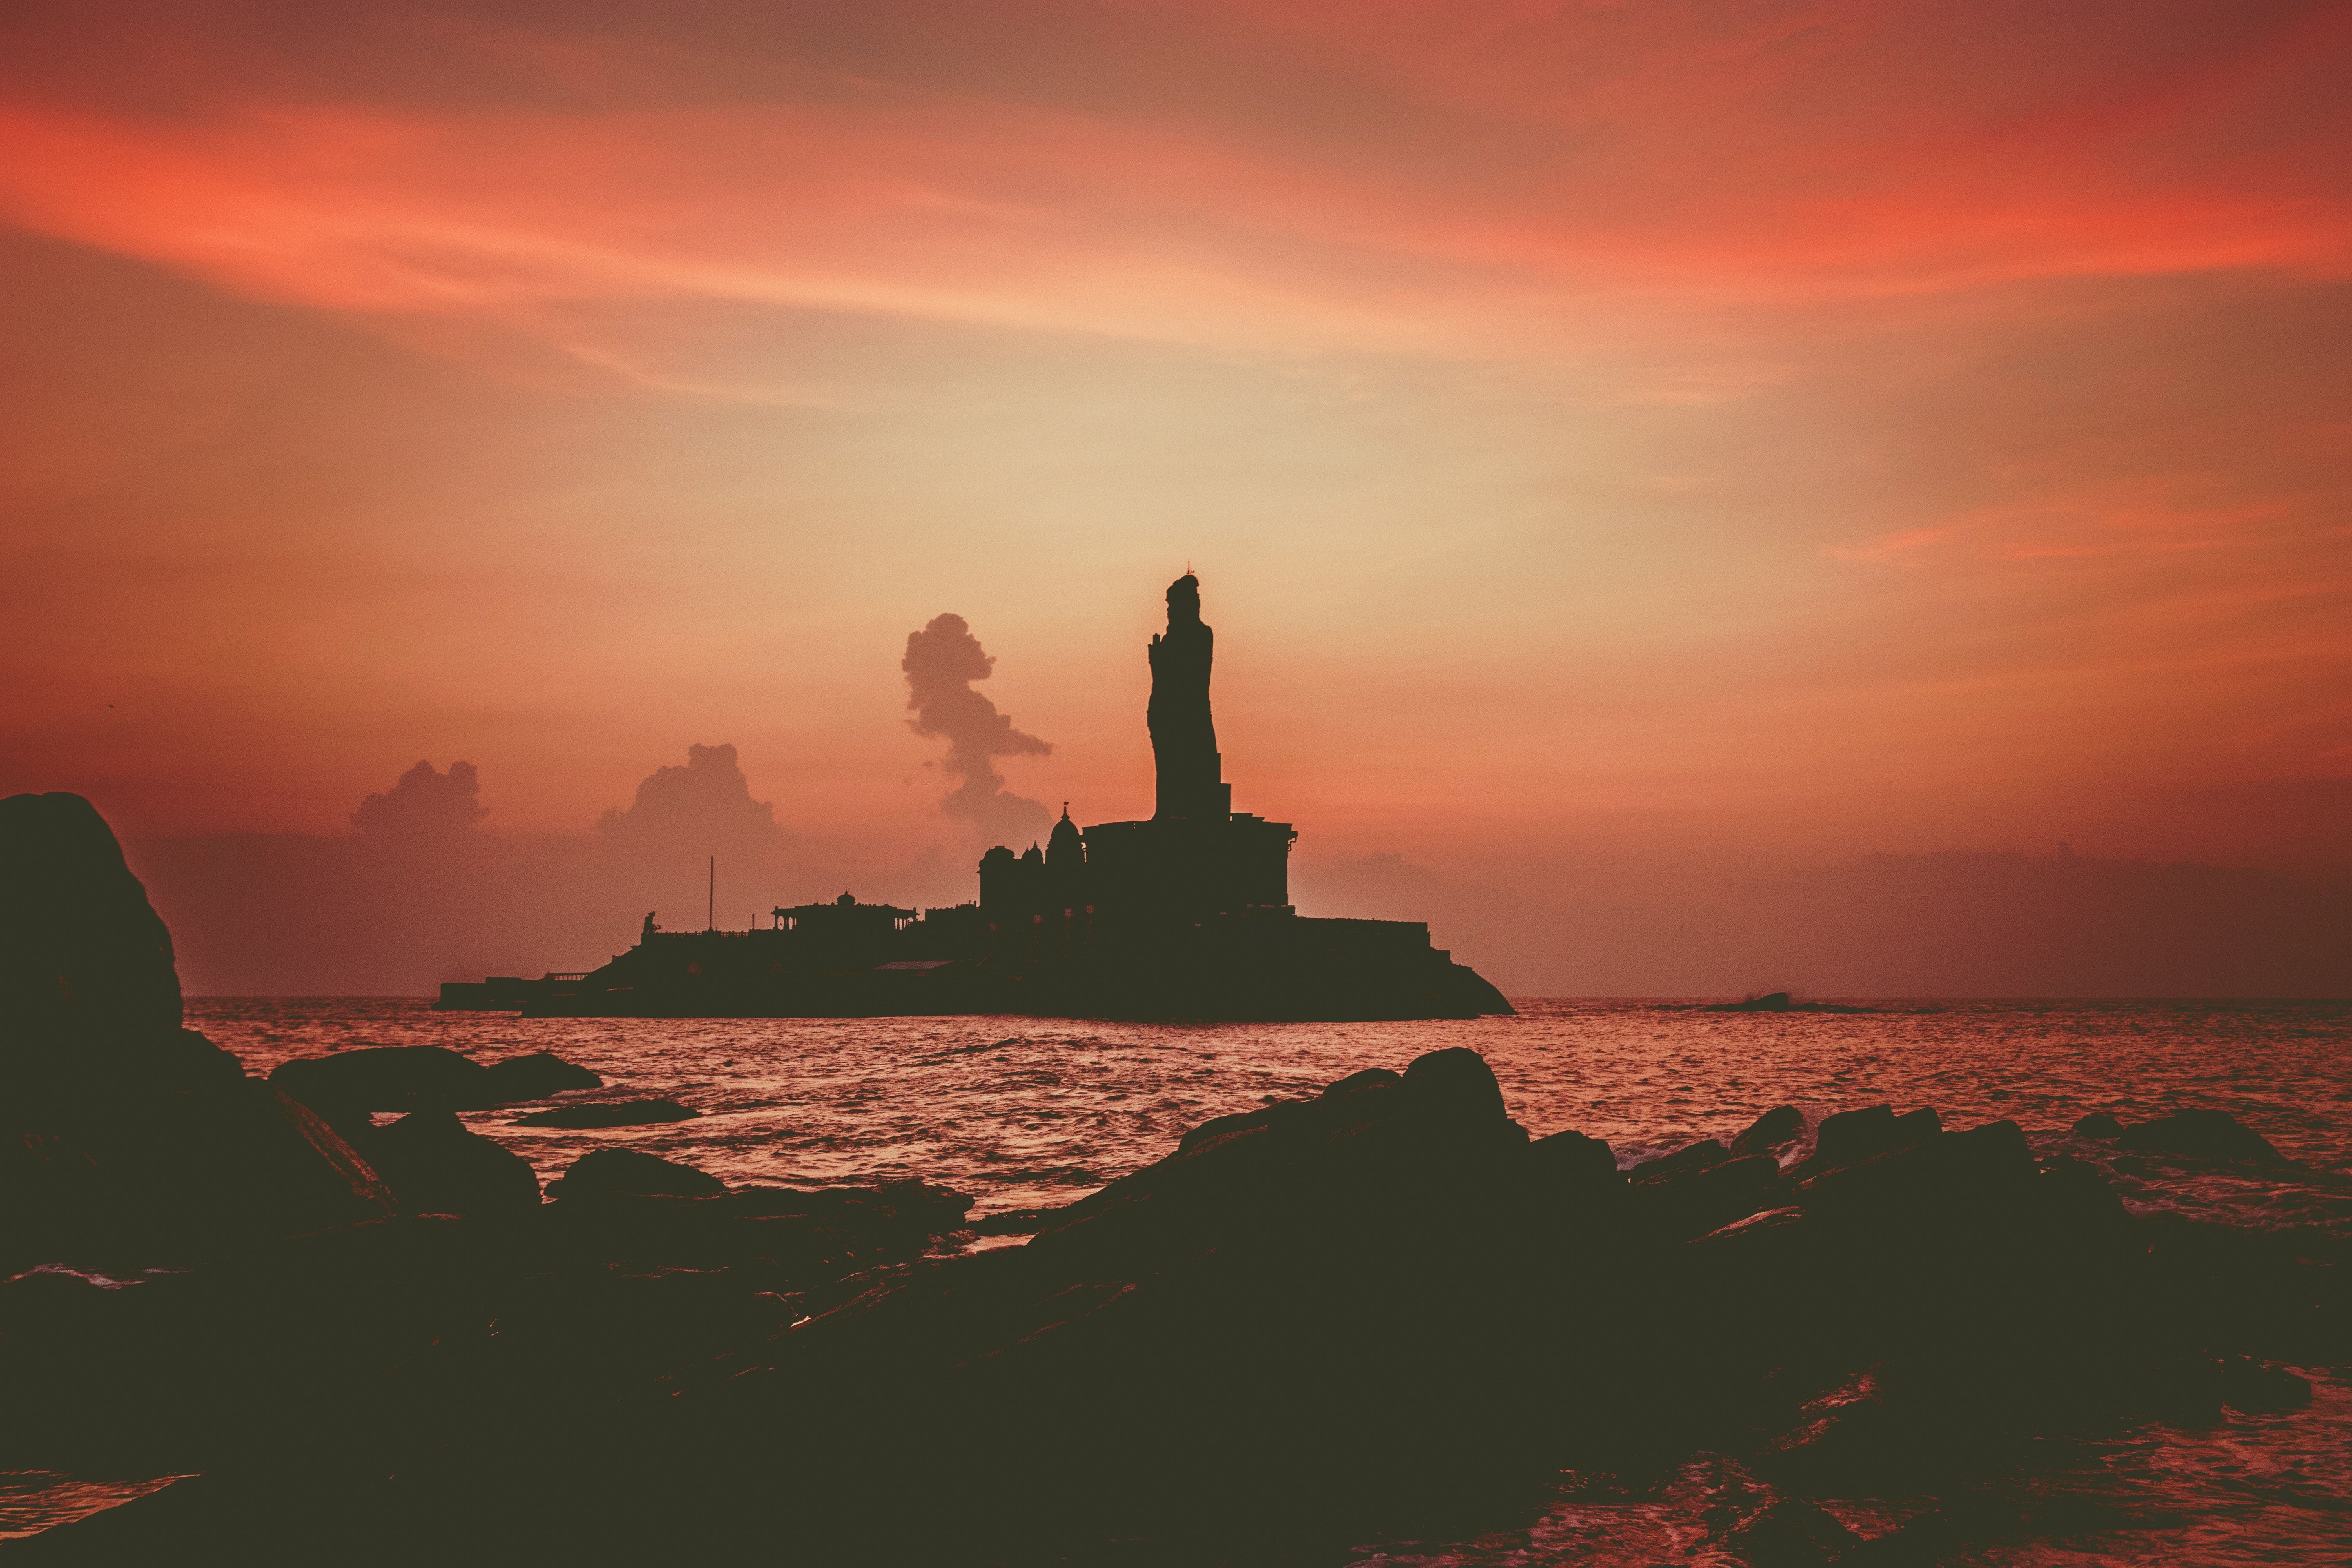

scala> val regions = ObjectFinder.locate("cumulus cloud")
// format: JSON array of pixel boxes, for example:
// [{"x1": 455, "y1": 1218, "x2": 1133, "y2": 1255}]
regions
[
  {"x1": 597, "y1": 742, "x2": 786, "y2": 862},
  {"x1": 350, "y1": 760, "x2": 486, "y2": 838},
  {"x1": 903, "y1": 613, "x2": 1053, "y2": 847}
]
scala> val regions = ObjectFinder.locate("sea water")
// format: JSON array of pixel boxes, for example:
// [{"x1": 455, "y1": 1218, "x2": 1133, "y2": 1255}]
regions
[{"x1": 11, "y1": 998, "x2": 2350, "y2": 1561}]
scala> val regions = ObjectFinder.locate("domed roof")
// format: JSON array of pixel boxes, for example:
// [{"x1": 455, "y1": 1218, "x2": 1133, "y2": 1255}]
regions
[{"x1": 1047, "y1": 803, "x2": 1084, "y2": 868}]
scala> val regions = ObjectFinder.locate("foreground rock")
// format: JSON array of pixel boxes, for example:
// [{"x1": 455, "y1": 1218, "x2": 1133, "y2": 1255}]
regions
[
  {"x1": 1729, "y1": 1104, "x2": 1804, "y2": 1160},
  {"x1": 13, "y1": 1034, "x2": 2341, "y2": 1565},
  {"x1": 366, "y1": 1111, "x2": 542, "y2": 1216},
  {"x1": 270, "y1": 1046, "x2": 494, "y2": 1127},
  {"x1": 0, "y1": 792, "x2": 390, "y2": 1270}
]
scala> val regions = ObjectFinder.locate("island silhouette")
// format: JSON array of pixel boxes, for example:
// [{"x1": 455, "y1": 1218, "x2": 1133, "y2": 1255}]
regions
[{"x1": 439, "y1": 574, "x2": 1511, "y2": 1021}]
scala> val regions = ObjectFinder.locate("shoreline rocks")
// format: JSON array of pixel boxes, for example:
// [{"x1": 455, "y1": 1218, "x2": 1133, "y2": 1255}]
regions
[
  {"x1": 9, "y1": 1039, "x2": 2339, "y2": 1566},
  {"x1": 5, "y1": 793, "x2": 2338, "y2": 1565}
]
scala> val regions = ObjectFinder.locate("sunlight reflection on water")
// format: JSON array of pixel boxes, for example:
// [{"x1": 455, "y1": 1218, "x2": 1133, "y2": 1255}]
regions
[{"x1": 197, "y1": 996, "x2": 2352, "y2": 1224}]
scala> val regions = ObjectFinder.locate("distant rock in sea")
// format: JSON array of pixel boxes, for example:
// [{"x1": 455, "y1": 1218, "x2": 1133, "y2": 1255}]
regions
[
  {"x1": 1699, "y1": 991, "x2": 1877, "y2": 1013},
  {"x1": 2118, "y1": 1107, "x2": 2290, "y2": 1167}
]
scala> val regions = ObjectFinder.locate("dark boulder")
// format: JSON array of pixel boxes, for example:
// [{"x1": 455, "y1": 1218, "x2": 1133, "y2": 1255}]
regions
[
  {"x1": 1808, "y1": 1104, "x2": 1939, "y2": 1173},
  {"x1": 480, "y1": 1051, "x2": 602, "y2": 1103},
  {"x1": 510, "y1": 1099, "x2": 701, "y2": 1129},
  {"x1": 365, "y1": 1111, "x2": 542, "y2": 1216},
  {"x1": 2036, "y1": 1153, "x2": 2133, "y2": 1232},
  {"x1": 1800, "y1": 1119, "x2": 2037, "y2": 1227},
  {"x1": 270, "y1": 1046, "x2": 494, "y2": 1125},
  {"x1": 2071, "y1": 1112, "x2": 2124, "y2": 1138},
  {"x1": 1730, "y1": 1105, "x2": 1804, "y2": 1160},
  {"x1": 0, "y1": 1214, "x2": 501, "y2": 1481},
  {"x1": 1524, "y1": 1127, "x2": 1621, "y2": 1227},
  {"x1": 533, "y1": 1180, "x2": 973, "y2": 1283},
  {"x1": 1167, "y1": 1053, "x2": 1515, "y2": 1165},
  {"x1": 1631, "y1": 1138, "x2": 1730, "y2": 1183},
  {"x1": 1401, "y1": 1045, "x2": 1518, "y2": 1134},
  {"x1": 2215, "y1": 1354, "x2": 2313, "y2": 1414},
  {"x1": 1635, "y1": 1153, "x2": 1784, "y2": 1239},
  {"x1": 1528, "y1": 1127, "x2": 1617, "y2": 1191},
  {"x1": 1320, "y1": 1066, "x2": 1402, "y2": 1102},
  {"x1": 1893, "y1": 1107, "x2": 1942, "y2": 1143},
  {"x1": 1811, "y1": 1105, "x2": 1897, "y2": 1168},
  {"x1": 712, "y1": 1046, "x2": 1563, "y2": 1550},
  {"x1": 1178, "y1": 1096, "x2": 1314, "y2": 1153},
  {"x1": 2, "y1": 793, "x2": 391, "y2": 1266},
  {"x1": 2118, "y1": 1108, "x2": 2288, "y2": 1166},
  {"x1": 274, "y1": 1048, "x2": 603, "y2": 1125},
  {"x1": 5, "y1": 1078, "x2": 395, "y2": 1276},
  {"x1": 547, "y1": 1147, "x2": 726, "y2": 1200},
  {"x1": 866, "y1": 1179, "x2": 976, "y2": 1233},
  {"x1": 1719, "y1": 1498, "x2": 1864, "y2": 1566},
  {"x1": 1020, "y1": 1046, "x2": 1534, "y2": 1279},
  {"x1": 0, "y1": 791, "x2": 192, "y2": 1065}
]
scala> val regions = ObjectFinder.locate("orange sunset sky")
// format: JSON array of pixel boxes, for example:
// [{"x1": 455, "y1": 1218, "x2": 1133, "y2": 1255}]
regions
[{"x1": 4, "y1": 2, "x2": 2349, "y2": 994}]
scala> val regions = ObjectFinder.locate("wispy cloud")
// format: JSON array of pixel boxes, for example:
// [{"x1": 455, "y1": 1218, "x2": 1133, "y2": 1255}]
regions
[
  {"x1": 0, "y1": 3, "x2": 2345, "y2": 370},
  {"x1": 1830, "y1": 480, "x2": 2297, "y2": 565}
]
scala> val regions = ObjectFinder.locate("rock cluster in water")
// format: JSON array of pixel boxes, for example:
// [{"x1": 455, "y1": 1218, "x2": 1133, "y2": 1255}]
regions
[{"x1": 3, "y1": 792, "x2": 2341, "y2": 1565}]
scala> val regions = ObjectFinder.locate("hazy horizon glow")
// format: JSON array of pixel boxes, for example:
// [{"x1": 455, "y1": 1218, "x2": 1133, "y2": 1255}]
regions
[{"x1": 5, "y1": 2, "x2": 2350, "y2": 956}]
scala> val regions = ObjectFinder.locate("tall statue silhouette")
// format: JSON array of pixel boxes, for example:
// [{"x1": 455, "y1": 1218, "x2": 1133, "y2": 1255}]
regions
[{"x1": 1147, "y1": 573, "x2": 1232, "y2": 820}]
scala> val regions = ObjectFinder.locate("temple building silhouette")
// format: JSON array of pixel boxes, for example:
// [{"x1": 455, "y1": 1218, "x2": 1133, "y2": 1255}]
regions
[{"x1": 440, "y1": 575, "x2": 1510, "y2": 1021}]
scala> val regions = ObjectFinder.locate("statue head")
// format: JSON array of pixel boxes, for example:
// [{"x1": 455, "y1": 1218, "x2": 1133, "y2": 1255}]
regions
[{"x1": 1166, "y1": 573, "x2": 1201, "y2": 626}]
